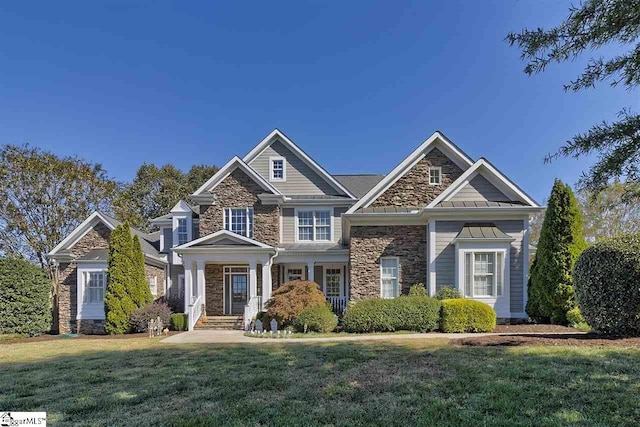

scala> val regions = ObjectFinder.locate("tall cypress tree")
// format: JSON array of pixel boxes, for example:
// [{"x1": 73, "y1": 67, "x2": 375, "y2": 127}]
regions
[
  {"x1": 130, "y1": 235, "x2": 153, "y2": 307},
  {"x1": 527, "y1": 180, "x2": 586, "y2": 323},
  {"x1": 104, "y1": 224, "x2": 137, "y2": 334}
]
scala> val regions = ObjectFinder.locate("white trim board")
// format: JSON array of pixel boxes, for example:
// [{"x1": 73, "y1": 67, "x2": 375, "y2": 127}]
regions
[
  {"x1": 347, "y1": 131, "x2": 475, "y2": 213},
  {"x1": 243, "y1": 129, "x2": 356, "y2": 199},
  {"x1": 174, "y1": 229, "x2": 274, "y2": 250},
  {"x1": 193, "y1": 156, "x2": 282, "y2": 196}
]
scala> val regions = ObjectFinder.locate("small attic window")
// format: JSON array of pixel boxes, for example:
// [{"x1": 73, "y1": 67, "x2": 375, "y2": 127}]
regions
[
  {"x1": 269, "y1": 156, "x2": 286, "y2": 182},
  {"x1": 429, "y1": 167, "x2": 442, "y2": 186}
]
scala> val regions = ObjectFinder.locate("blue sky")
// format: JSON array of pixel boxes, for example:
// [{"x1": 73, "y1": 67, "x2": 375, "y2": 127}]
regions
[{"x1": 1, "y1": 1, "x2": 637, "y2": 203}]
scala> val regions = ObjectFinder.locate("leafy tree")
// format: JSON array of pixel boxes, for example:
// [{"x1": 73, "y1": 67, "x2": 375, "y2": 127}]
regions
[
  {"x1": 0, "y1": 144, "x2": 117, "y2": 276},
  {"x1": 130, "y1": 235, "x2": 153, "y2": 308},
  {"x1": 507, "y1": 0, "x2": 640, "y2": 201},
  {"x1": 113, "y1": 163, "x2": 217, "y2": 231},
  {"x1": 527, "y1": 180, "x2": 587, "y2": 323},
  {"x1": 577, "y1": 182, "x2": 640, "y2": 241},
  {"x1": 0, "y1": 256, "x2": 52, "y2": 336},
  {"x1": 104, "y1": 224, "x2": 137, "y2": 334}
]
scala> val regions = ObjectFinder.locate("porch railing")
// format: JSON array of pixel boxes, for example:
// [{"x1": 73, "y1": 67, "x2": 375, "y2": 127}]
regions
[
  {"x1": 244, "y1": 296, "x2": 262, "y2": 331},
  {"x1": 188, "y1": 295, "x2": 203, "y2": 331},
  {"x1": 326, "y1": 296, "x2": 348, "y2": 315}
]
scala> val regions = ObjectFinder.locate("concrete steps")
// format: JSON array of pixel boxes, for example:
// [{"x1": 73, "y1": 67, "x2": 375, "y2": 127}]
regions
[{"x1": 195, "y1": 316, "x2": 244, "y2": 330}]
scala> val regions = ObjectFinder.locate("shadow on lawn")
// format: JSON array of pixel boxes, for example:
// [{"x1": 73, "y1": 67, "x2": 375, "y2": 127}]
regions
[{"x1": 1, "y1": 341, "x2": 639, "y2": 426}]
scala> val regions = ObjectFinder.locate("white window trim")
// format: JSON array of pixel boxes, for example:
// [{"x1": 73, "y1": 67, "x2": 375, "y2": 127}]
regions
[
  {"x1": 172, "y1": 214, "x2": 192, "y2": 248},
  {"x1": 429, "y1": 166, "x2": 442, "y2": 186},
  {"x1": 269, "y1": 156, "x2": 286, "y2": 182},
  {"x1": 223, "y1": 207, "x2": 254, "y2": 238},
  {"x1": 285, "y1": 264, "x2": 306, "y2": 282},
  {"x1": 76, "y1": 263, "x2": 107, "y2": 320},
  {"x1": 294, "y1": 208, "x2": 333, "y2": 243},
  {"x1": 149, "y1": 275, "x2": 158, "y2": 297},
  {"x1": 323, "y1": 264, "x2": 344, "y2": 297},
  {"x1": 455, "y1": 242, "x2": 510, "y2": 305},
  {"x1": 379, "y1": 256, "x2": 400, "y2": 299}
]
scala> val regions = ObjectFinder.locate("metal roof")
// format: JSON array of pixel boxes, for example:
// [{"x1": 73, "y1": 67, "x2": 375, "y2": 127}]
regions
[
  {"x1": 456, "y1": 223, "x2": 513, "y2": 240},
  {"x1": 436, "y1": 200, "x2": 526, "y2": 208},
  {"x1": 333, "y1": 174, "x2": 385, "y2": 198}
]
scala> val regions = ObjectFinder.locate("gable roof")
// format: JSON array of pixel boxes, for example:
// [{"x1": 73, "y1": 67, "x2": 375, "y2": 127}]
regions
[
  {"x1": 173, "y1": 229, "x2": 274, "y2": 251},
  {"x1": 333, "y1": 174, "x2": 385, "y2": 198},
  {"x1": 243, "y1": 129, "x2": 356, "y2": 199},
  {"x1": 427, "y1": 158, "x2": 540, "y2": 208},
  {"x1": 346, "y1": 131, "x2": 475, "y2": 213},
  {"x1": 192, "y1": 156, "x2": 281, "y2": 196},
  {"x1": 47, "y1": 211, "x2": 165, "y2": 263}
]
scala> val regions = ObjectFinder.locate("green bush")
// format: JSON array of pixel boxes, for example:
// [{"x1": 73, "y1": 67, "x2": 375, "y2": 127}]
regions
[
  {"x1": 573, "y1": 233, "x2": 640, "y2": 336},
  {"x1": 434, "y1": 286, "x2": 462, "y2": 300},
  {"x1": 170, "y1": 313, "x2": 188, "y2": 331},
  {"x1": 292, "y1": 305, "x2": 338, "y2": 333},
  {"x1": 408, "y1": 283, "x2": 427, "y2": 297},
  {"x1": 440, "y1": 299, "x2": 496, "y2": 333},
  {"x1": 105, "y1": 224, "x2": 137, "y2": 334},
  {"x1": 566, "y1": 307, "x2": 585, "y2": 326},
  {"x1": 0, "y1": 257, "x2": 52, "y2": 336},
  {"x1": 342, "y1": 296, "x2": 441, "y2": 333},
  {"x1": 130, "y1": 301, "x2": 172, "y2": 332}
]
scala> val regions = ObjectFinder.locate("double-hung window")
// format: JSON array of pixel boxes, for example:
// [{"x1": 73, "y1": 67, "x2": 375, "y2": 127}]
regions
[
  {"x1": 224, "y1": 207, "x2": 254, "y2": 238},
  {"x1": 83, "y1": 271, "x2": 106, "y2": 304},
  {"x1": 149, "y1": 276, "x2": 157, "y2": 297},
  {"x1": 463, "y1": 251, "x2": 504, "y2": 297},
  {"x1": 325, "y1": 268, "x2": 342, "y2": 297},
  {"x1": 380, "y1": 257, "x2": 399, "y2": 298},
  {"x1": 429, "y1": 166, "x2": 442, "y2": 185},
  {"x1": 297, "y1": 210, "x2": 331, "y2": 241},
  {"x1": 270, "y1": 157, "x2": 286, "y2": 181},
  {"x1": 177, "y1": 218, "x2": 188, "y2": 245}
]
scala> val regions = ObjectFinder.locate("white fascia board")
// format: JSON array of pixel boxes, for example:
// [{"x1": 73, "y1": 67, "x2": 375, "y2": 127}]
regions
[
  {"x1": 426, "y1": 207, "x2": 545, "y2": 218},
  {"x1": 346, "y1": 132, "x2": 475, "y2": 213},
  {"x1": 280, "y1": 197, "x2": 356, "y2": 207},
  {"x1": 48, "y1": 212, "x2": 116, "y2": 257},
  {"x1": 243, "y1": 129, "x2": 357, "y2": 199},
  {"x1": 174, "y1": 246, "x2": 277, "y2": 255},
  {"x1": 192, "y1": 156, "x2": 281, "y2": 196},
  {"x1": 175, "y1": 229, "x2": 274, "y2": 250},
  {"x1": 171, "y1": 200, "x2": 194, "y2": 213}
]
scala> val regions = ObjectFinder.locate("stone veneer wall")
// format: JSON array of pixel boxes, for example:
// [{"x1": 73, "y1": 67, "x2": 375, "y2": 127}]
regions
[
  {"x1": 349, "y1": 226, "x2": 427, "y2": 300},
  {"x1": 145, "y1": 264, "x2": 166, "y2": 298},
  {"x1": 205, "y1": 264, "x2": 224, "y2": 316},
  {"x1": 57, "y1": 222, "x2": 111, "y2": 334},
  {"x1": 198, "y1": 168, "x2": 279, "y2": 246},
  {"x1": 371, "y1": 148, "x2": 464, "y2": 207}
]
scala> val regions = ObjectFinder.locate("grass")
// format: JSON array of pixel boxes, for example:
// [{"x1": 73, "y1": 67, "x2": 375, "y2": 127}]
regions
[
  {"x1": 1, "y1": 337, "x2": 640, "y2": 426},
  {"x1": 0, "y1": 333, "x2": 26, "y2": 341}
]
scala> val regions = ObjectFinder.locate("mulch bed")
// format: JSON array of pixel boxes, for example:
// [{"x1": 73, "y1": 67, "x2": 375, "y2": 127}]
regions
[
  {"x1": 454, "y1": 331, "x2": 640, "y2": 348},
  {"x1": 0, "y1": 331, "x2": 182, "y2": 345}
]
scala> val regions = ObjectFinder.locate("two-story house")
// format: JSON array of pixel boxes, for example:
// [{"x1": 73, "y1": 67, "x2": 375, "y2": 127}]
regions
[{"x1": 48, "y1": 129, "x2": 543, "y2": 333}]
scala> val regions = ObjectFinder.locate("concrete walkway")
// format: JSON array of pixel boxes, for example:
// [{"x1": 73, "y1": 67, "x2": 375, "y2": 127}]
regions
[{"x1": 162, "y1": 330, "x2": 580, "y2": 344}]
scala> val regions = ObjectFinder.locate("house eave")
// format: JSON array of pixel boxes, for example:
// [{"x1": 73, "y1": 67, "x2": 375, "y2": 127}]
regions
[{"x1": 173, "y1": 247, "x2": 277, "y2": 255}]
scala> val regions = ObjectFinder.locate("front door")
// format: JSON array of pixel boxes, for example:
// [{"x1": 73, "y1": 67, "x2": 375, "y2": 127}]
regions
[{"x1": 224, "y1": 266, "x2": 248, "y2": 315}]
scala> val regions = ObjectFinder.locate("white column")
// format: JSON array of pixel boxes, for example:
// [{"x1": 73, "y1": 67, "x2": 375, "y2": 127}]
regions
[
  {"x1": 307, "y1": 261, "x2": 315, "y2": 283},
  {"x1": 249, "y1": 260, "x2": 257, "y2": 300},
  {"x1": 196, "y1": 261, "x2": 205, "y2": 313},
  {"x1": 184, "y1": 260, "x2": 192, "y2": 313},
  {"x1": 262, "y1": 262, "x2": 272, "y2": 307}
]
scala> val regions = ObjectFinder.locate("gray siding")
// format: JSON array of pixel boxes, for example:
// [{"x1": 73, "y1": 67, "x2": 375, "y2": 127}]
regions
[
  {"x1": 281, "y1": 207, "x2": 345, "y2": 244},
  {"x1": 249, "y1": 140, "x2": 340, "y2": 195},
  {"x1": 161, "y1": 227, "x2": 172, "y2": 253},
  {"x1": 434, "y1": 220, "x2": 525, "y2": 313},
  {"x1": 450, "y1": 175, "x2": 509, "y2": 202}
]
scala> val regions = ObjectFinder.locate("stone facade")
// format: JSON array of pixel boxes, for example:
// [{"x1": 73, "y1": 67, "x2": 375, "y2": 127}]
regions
[
  {"x1": 205, "y1": 264, "x2": 224, "y2": 316},
  {"x1": 349, "y1": 226, "x2": 427, "y2": 300},
  {"x1": 56, "y1": 223, "x2": 111, "y2": 333},
  {"x1": 371, "y1": 148, "x2": 464, "y2": 207},
  {"x1": 199, "y1": 168, "x2": 279, "y2": 246},
  {"x1": 145, "y1": 263, "x2": 166, "y2": 299},
  {"x1": 75, "y1": 319, "x2": 106, "y2": 335}
]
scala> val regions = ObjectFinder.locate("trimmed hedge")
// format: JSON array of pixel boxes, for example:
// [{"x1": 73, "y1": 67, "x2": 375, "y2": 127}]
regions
[
  {"x1": 130, "y1": 301, "x2": 171, "y2": 332},
  {"x1": 342, "y1": 296, "x2": 441, "y2": 333},
  {"x1": 440, "y1": 299, "x2": 496, "y2": 333},
  {"x1": 170, "y1": 313, "x2": 188, "y2": 331},
  {"x1": 434, "y1": 286, "x2": 462, "y2": 300},
  {"x1": 573, "y1": 233, "x2": 640, "y2": 335},
  {"x1": 265, "y1": 280, "x2": 327, "y2": 325},
  {"x1": 292, "y1": 305, "x2": 338, "y2": 333},
  {"x1": 0, "y1": 257, "x2": 51, "y2": 336}
]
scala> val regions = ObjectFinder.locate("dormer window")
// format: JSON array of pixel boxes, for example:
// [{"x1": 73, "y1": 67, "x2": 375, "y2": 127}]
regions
[
  {"x1": 269, "y1": 157, "x2": 286, "y2": 182},
  {"x1": 429, "y1": 166, "x2": 442, "y2": 186},
  {"x1": 177, "y1": 218, "x2": 189, "y2": 245}
]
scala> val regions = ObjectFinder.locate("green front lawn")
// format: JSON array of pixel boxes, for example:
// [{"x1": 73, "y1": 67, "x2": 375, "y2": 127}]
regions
[{"x1": 1, "y1": 337, "x2": 639, "y2": 426}]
